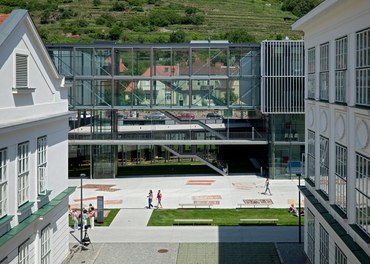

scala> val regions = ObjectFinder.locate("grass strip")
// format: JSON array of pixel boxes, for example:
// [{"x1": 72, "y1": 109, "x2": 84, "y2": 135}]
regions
[{"x1": 148, "y1": 208, "x2": 303, "y2": 226}]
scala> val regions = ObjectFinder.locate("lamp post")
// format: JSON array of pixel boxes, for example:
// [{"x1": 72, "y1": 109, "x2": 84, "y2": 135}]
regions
[{"x1": 80, "y1": 173, "x2": 86, "y2": 246}]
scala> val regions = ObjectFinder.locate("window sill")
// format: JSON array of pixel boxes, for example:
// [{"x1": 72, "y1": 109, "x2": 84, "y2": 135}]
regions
[
  {"x1": 12, "y1": 87, "x2": 36, "y2": 94},
  {"x1": 305, "y1": 178, "x2": 315, "y2": 187},
  {"x1": 17, "y1": 201, "x2": 34, "y2": 215},
  {"x1": 330, "y1": 204, "x2": 347, "y2": 220},
  {"x1": 349, "y1": 224, "x2": 370, "y2": 244},
  {"x1": 37, "y1": 190, "x2": 52, "y2": 202},
  {"x1": 0, "y1": 215, "x2": 14, "y2": 226},
  {"x1": 316, "y1": 190, "x2": 329, "y2": 201}
]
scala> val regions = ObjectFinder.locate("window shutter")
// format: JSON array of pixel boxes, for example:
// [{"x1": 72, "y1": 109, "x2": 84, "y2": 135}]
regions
[{"x1": 16, "y1": 54, "x2": 28, "y2": 88}]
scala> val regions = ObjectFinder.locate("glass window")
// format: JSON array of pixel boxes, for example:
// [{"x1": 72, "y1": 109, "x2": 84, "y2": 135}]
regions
[
  {"x1": 335, "y1": 37, "x2": 347, "y2": 103},
  {"x1": 18, "y1": 241, "x2": 29, "y2": 264},
  {"x1": 307, "y1": 209, "x2": 315, "y2": 264},
  {"x1": 319, "y1": 224, "x2": 329, "y2": 264},
  {"x1": 95, "y1": 48, "x2": 112, "y2": 76},
  {"x1": 356, "y1": 28, "x2": 370, "y2": 106},
  {"x1": 41, "y1": 226, "x2": 51, "y2": 264},
  {"x1": 18, "y1": 142, "x2": 29, "y2": 206},
  {"x1": 307, "y1": 130, "x2": 316, "y2": 183},
  {"x1": 335, "y1": 144, "x2": 347, "y2": 213},
  {"x1": 37, "y1": 137, "x2": 47, "y2": 195},
  {"x1": 335, "y1": 244, "x2": 347, "y2": 264},
  {"x1": 355, "y1": 154, "x2": 370, "y2": 236},
  {"x1": 0, "y1": 148, "x2": 7, "y2": 218},
  {"x1": 320, "y1": 43, "x2": 329, "y2": 101},
  {"x1": 320, "y1": 136, "x2": 329, "y2": 195},
  {"x1": 308, "y1": 48, "x2": 315, "y2": 99}
]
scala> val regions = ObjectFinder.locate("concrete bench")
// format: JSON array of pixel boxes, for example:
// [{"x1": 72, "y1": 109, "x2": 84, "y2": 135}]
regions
[
  {"x1": 174, "y1": 219, "x2": 213, "y2": 225},
  {"x1": 237, "y1": 203, "x2": 270, "y2": 209},
  {"x1": 178, "y1": 203, "x2": 212, "y2": 209},
  {"x1": 239, "y1": 218, "x2": 278, "y2": 225}
]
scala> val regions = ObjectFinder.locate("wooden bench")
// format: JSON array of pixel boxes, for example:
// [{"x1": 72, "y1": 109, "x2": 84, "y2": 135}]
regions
[
  {"x1": 178, "y1": 203, "x2": 212, "y2": 209},
  {"x1": 174, "y1": 219, "x2": 213, "y2": 225},
  {"x1": 239, "y1": 218, "x2": 278, "y2": 225},
  {"x1": 237, "y1": 203, "x2": 270, "y2": 209}
]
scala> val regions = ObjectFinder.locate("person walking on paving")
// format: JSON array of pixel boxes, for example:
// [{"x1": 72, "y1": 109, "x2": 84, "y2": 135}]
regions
[
  {"x1": 263, "y1": 178, "x2": 272, "y2": 195},
  {"x1": 156, "y1": 190, "x2": 162, "y2": 208},
  {"x1": 88, "y1": 206, "x2": 95, "y2": 229},
  {"x1": 147, "y1": 189, "x2": 153, "y2": 209},
  {"x1": 71, "y1": 209, "x2": 79, "y2": 232}
]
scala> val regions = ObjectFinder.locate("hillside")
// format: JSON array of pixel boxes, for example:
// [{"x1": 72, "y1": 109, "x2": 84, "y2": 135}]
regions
[{"x1": 0, "y1": 0, "x2": 305, "y2": 44}]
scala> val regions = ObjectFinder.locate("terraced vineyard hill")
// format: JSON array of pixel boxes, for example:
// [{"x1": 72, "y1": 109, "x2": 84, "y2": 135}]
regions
[{"x1": 0, "y1": 0, "x2": 304, "y2": 44}]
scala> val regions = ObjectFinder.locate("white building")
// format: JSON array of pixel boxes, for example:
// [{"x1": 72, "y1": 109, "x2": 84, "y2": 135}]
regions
[
  {"x1": 293, "y1": 0, "x2": 370, "y2": 263},
  {"x1": 0, "y1": 10, "x2": 73, "y2": 263}
]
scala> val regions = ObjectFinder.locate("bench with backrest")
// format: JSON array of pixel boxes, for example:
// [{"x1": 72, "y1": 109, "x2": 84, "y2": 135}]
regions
[
  {"x1": 237, "y1": 203, "x2": 270, "y2": 209},
  {"x1": 239, "y1": 218, "x2": 278, "y2": 225},
  {"x1": 178, "y1": 203, "x2": 212, "y2": 209},
  {"x1": 174, "y1": 219, "x2": 213, "y2": 225}
]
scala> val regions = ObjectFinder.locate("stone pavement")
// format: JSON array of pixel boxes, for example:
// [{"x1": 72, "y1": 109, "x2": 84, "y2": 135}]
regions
[{"x1": 66, "y1": 174, "x2": 307, "y2": 264}]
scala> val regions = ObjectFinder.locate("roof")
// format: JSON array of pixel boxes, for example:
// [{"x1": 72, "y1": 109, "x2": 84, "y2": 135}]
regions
[
  {"x1": 0, "y1": 14, "x2": 9, "y2": 25},
  {"x1": 0, "y1": 9, "x2": 62, "y2": 80}
]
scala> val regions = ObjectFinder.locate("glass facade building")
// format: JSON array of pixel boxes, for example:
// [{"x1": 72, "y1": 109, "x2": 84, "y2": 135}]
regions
[{"x1": 47, "y1": 41, "x2": 304, "y2": 179}]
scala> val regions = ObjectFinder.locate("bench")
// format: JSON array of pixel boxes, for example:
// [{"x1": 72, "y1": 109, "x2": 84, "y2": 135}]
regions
[
  {"x1": 178, "y1": 203, "x2": 212, "y2": 209},
  {"x1": 174, "y1": 219, "x2": 213, "y2": 225},
  {"x1": 237, "y1": 203, "x2": 270, "y2": 209},
  {"x1": 239, "y1": 218, "x2": 278, "y2": 225}
]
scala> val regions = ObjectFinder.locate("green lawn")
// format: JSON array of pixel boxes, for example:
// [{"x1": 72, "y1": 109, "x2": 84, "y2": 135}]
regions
[{"x1": 148, "y1": 209, "x2": 303, "y2": 226}]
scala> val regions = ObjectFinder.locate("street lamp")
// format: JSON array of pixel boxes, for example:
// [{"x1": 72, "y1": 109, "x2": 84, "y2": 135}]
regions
[{"x1": 80, "y1": 173, "x2": 86, "y2": 246}]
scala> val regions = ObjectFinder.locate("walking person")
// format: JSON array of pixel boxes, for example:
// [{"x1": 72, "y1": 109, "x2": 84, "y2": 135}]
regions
[
  {"x1": 88, "y1": 206, "x2": 95, "y2": 229},
  {"x1": 147, "y1": 190, "x2": 153, "y2": 209},
  {"x1": 82, "y1": 209, "x2": 88, "y2": 229},
  {"x1": 156, "y1": 190, "x2": 162, "y2": 208},
  {"x1": 263, "y1": 178, "x2": 272, "y2": 195},
  {"x1": 71, "y1": 209, "x2": 79, "y2": 232}
]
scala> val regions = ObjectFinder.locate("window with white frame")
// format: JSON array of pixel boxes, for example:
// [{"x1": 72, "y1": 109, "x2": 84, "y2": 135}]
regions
[
  {"x1": 41, "y1": 226, "x2": 51, "y2": 264},
  {"x1": 0, "y1": 148, "x2": 7, "y2": 218},
  {"x1": 335, "y1": 244, "x2": 347, "y2": 264},
  {"x1": 18, "y1": 142, "x2": 29, "y2": 206},
  {"x1": 355, "y1": 153, "x2": 370, "y2": 236},
  {"x1": 307, "y1": 209, "x2": 315, "y2": 264},
  {"x1": 308, "y1": 48, "x2": 316, "y2": 99},
  {"x1": 320, "y1": 136, "x2": 329, "y2": 195},
  {"x1": 37, "y1": 136, "x2": 47, "y2": 195},
  {"x1": 319, "y1": 224, "x2": 329, "y2": 264},
  {"x1": 16, "y1": 54, "x2": 28, "y2": 88},
  {"x1": 320, "y1": 43, "x2": 329, "y2": 100},
  {"x1": 307, "y1": 130, "x2": 316, "y2": 183},
  {"x1": 335, "y1": 144, "x2": 347, "y2": 213},
  {"x1": 335, "y1": 37, "x2": 347, "y2": 103},
  {"x1": 356, "y1": 28, "x2": 370, "y2": 106},
  {"x1": 18, "y1": 241, "x2": 29, "y2": 264}
]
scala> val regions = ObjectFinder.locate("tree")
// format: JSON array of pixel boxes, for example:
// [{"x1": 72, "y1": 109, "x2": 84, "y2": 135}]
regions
[
  {"x1": 169, "y1": 30, "x2": 185, "y2": 43},
  {"x1": 281, "y1": 0, "x2": 321, "y2": 17},
  {"x1": 109, "y1": 26, "x2": 121, "y2": 40},
  {"x1": 223, "y1": 29, "x2": 256, "y2": 44}
]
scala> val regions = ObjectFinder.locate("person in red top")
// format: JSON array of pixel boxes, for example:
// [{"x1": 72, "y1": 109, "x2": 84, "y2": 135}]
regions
[{"x1": 156, "y1": 190, "x2": 162, "y2": 208}]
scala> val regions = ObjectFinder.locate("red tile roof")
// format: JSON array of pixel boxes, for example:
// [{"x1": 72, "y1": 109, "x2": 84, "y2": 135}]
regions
[{"x1": 0, "y1": 14, "x2": 9, "y2": 25}]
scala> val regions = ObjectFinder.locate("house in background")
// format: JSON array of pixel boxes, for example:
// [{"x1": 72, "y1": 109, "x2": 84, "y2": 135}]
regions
[
  {"x1": 293, "y1": 0, "x2": 370, "y2": 263},
  {"x1": 0, "y1": 10, "x2": 73, "y2": 263}
]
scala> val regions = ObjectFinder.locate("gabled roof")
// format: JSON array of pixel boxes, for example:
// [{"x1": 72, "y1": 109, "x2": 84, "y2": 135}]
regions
[{"x1": 0, "y1": 9, "x2": 62, "y2": 80}]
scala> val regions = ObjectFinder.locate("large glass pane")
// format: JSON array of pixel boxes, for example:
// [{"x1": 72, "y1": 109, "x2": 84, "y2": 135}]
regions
[
  {"x1": 95, "y1": 48, "x2": 112, "y2": 76},
  {"x1": 191, "y1": 48, "x2": 209, "y2": 75},
  {"x1": 121, "y1": 80, "x2": 151, "y2": 107},
  {"x1": 75, "y1": 48, "x2": 93, "y2": 76},
  {"x1": 153, "y1": 48, "x2": 171, "y2": 75},
  {"x1": 114, "y1": 80, "x2": 132, "y2": 107},
  {"x1": 48, "y1": 48, "x2": 73, "y2": 77},
  {"x1": 152, "y1": 79, "x2": 182, "y2": 107},
  {"x1": 94, "y1": 80, "x2": 112, "y2": 107},
  {"x1": 76, "y1": 80, "x2": 93, "y2": 106},
  {"x1": 133, "y1": 48, "x2": 151, "y2": 76},
  {"x1": 115, "y1": 48, "x2": 133, "y2": 75},
  {"x1": 173, "y1": 48, "x2": 189, "y2": 77},
  {"x1": 210, "y1": 48, "x2": 228, "y2": 75}
]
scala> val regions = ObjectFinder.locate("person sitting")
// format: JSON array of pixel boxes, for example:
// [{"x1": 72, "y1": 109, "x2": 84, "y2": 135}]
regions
[{"x1": 288, "y1": 204, "x2": 298, "y2": 216}]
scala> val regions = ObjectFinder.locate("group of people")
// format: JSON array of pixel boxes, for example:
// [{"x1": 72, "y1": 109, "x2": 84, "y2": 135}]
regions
[
  {"x1": 147, "y1": 189, "x2": 162, "y2": 209},
  {"x1": 69, "y1": 204, "x2": 96, "y2": 232}
]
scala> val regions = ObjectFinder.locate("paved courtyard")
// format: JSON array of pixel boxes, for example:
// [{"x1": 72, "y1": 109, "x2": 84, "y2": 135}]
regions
[{"x1": 66, "y1": 174, "x2": 307, "y2": 264}]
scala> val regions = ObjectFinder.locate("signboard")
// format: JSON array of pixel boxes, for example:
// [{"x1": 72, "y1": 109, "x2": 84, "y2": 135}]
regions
[
  {"x1": 288, "y1": 161, "x2": 302, "y2": 175},
  {"x1": 97, "y1": 196, "x2": 104, "y2": 223}
]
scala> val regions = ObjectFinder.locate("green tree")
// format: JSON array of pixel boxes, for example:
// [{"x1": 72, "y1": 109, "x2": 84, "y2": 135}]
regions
[
  {"x1": 281, "y1": 0, "x2": 321, "y2": 17},
  {"x1": 223, "y1": 29, "x2": 256, "y2": 43},
  {"x1": 169, "y1": 30, "x2": 185, "y2": 43},
  {"x1": 109, "y1": 26, "x2": 121, "y2": 40}
]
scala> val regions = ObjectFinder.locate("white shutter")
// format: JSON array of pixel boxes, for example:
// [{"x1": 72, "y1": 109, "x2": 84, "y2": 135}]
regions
[{"x1": 16, "y1": 54, "x2": 28, "y2": 88}]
